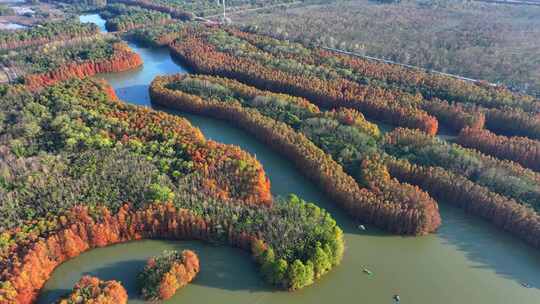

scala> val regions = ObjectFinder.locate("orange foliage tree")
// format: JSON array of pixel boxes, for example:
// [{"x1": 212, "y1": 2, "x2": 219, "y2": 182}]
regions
[
  {"x1": 150, "y1": 74, "x2": 441, "y2": 235},
  {"x1": 138, "y1": 250, "x2": 199, "y2": 301},
  {"x1": 23, "y1": 43, "x2": 143, "y2": 91},
  {"x1": 387, "y1": 157, "x2": 540, "y2": 249},
  {"x1": 168, "y1": 26, "x2": 439, "y2": 135},
  {"x1": 56, "y1": 276, "x2": 128, "y2": 304},
  {"x1": 457, "y1": 127, "x2": 540, "y2": 172},
  {"x1": 227, "y1": 28, "x2": 538, "y2": 137}
]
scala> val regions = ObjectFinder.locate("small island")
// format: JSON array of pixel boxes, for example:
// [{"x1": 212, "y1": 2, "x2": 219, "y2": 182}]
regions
[
  {"x1": 137, "y1": 250, "x2": 200, "y2": 301},
  {"x1": 56, "y1": 276, "x2": 127, "y2": 304}
]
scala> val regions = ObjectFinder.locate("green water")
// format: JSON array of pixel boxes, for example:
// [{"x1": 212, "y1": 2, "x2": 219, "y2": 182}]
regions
[{"x1": 38, "y1": 15, "x2": 540, "y2": 304}]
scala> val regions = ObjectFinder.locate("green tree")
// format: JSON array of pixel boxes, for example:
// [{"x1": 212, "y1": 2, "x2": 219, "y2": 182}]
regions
[
  {"x1": 288, "y1": 260, "x2": 314, "y2": 290},
  {"x1": 146, "y1": 183, "x2": 174, "y2": 202},
  {"x1": 312, "y1": 245, "x2": 331, "y2": 278}
]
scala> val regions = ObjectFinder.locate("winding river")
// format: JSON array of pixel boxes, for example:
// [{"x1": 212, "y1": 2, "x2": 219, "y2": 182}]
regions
[{"x1": 38, "y1": 14, "x2": 540, "y2": 304}]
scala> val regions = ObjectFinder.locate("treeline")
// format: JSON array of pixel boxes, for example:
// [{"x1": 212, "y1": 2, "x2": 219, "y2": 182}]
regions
[
  {"x1": 56, "y1": 276, "x2": 128, "y2": 304},
  {"x1": 109, "y1": 0, "x2": 194, "y2": 20},
  {"x1": 149, "y1": 71, "x2": 540, "y2": 246},
  {"x1": 311, "y1": 42, "x2": 540, "y2": 138},
  {"x1": 228, "y1": 28, "x2": 539, "y2": 137},
  {"x1": 138, "y1": 250, "x2": 199, "y2": 301},
  {"x1": 92, "y1": 24, "x2": 540, "y2": 245},
  {"x1": 330, "y1": 48, "x2": 540, "y2": 138},
  {"x1": 0, "y1": 20, "x2": 99, "y2": 50},
  {"x1": 110, "y1": 0, "x2": 296, "y2": 19},
  {"x1": 309, "y1": 47, "x2": 539, "y2": 113},
  {"x1": 127, "y1": 23, "x2": 186, "y2": 47},
  {"x1": 383, "y1": 128, "x2": 540, "y2": 212},
  {"x1": 42, "y1": 0, "x2": 107, "y2": 7},
  {"x1": 0, "y1": 78, "x2": 271, "y2": 211},
  {"x1": 100, "y1": 3, "x2": 173, "y2": 32},
  {"x1": 419, "y1": 98, "x2": 485, "y2": 132},
  {"x1": 0, "y1": 37, "x2": 143, "y2": 90},
  {"x1": 226, "y1": 29, "x2": 470, "y2": 133},
  {"x1": 237, "y1": 0, "x2": 540, "y2": 97},
  {"x1": 457, "y1": 127, "x2": 540, "y2": 172},
  {"x1": 151, "y1": 74, "x2": 442, "y2": 235},
  {"x1": 169, "y1": 26, "x2": 439, "y2": 135},
  {"x1": 386, "y1": 158, "x2": 540, "y2": 249},
  {"x1": 484, "y1": 107, "x2": 540, "y2": 140},
  {"x1": 157, "y1": 25, "x2": 531, "y2": 140},
  {"x1": 24, "y1": 42, "x2": 143, "y2": 90}
]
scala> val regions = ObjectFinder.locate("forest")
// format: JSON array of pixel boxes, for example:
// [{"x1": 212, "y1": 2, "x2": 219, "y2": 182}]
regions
[
  {"x1": 126, "y1": 22, "x2": 186, "y2": 47},
  {"x1": 151, "y1": 73, "x2": 441, "y2": 235},
  {"x1": 0, "y1": 36, "x2": 142, "y2": 89},
  {"x1": 140, "y1": 23, "x2": 539, "y2": 249},
  {"x1": 149, "y1": 72, "x2": 540, "y2": 249},
  {"x1": 169, "y1": 27, "x2": 439, "y2": 134},
  {"x1": 238, "y1": 0, "x2": 540, "y2": 97},
  {"x1": 109, "y1": 0, "x2": 302, "y2": 19},
  {"x1": 0, "y1": 20, "x2": 99, "y2": 50},
  {"x1": 99, "y1": 3, "x2": 173, "y2": 32},
  {"x1": 0, "y1": 78, "x2": 343, "y2": 303},
  {"x1": 1, "y1": 2, "x2": 539, "y2": 303},
  {"x1": 163, "y1": 24, "x2": 540, "y2": 168},
  {"x1": 383, "y1": 128, "x2": 540, "y2": 209},
  {"x1": 107, "y1": 0, "x2": 196, "y2": 20},
  {"x1": 168, "y1": 26, "x2": 540, "y2": 141},
  {"x1": 457, "y1": 127, "x2": 540, "y2": 172}
]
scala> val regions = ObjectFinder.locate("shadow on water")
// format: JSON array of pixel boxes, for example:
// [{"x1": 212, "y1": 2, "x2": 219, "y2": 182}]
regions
[
  {"x1": 38, "y1": 288, "x2": 71, "y2": 303},
  {"x1": 436, "y1": 204, "x2": 540, "y2": 290},
  {"x1": 83, "y1": 260, "x2": 146, "y2": 299},
  {"x1": 114, "y1": 84, "x2": 152, "y2": 105},
  {"x1": 38, "y1": 240, "x2": 272, "y2": 303},
  {"x1": 189, "y1": 246, "x2": 271, "y2": 293}
]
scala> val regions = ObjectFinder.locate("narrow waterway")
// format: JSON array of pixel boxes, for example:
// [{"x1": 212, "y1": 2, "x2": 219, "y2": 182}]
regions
[{"x1": 39, "y1": 15, "x2": 540, "y2": 304}]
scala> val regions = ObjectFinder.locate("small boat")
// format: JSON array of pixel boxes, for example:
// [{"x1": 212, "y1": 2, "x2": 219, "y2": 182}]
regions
[
  {"x1": 520, "y1": 282, "x2": 531, "y2": 288},
  {"x1": 362, "y1": 267, "x2": 373, "y2": 275},
  {"x1": 358, "y1": 224, "x2": 366, "y2": 230}
]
